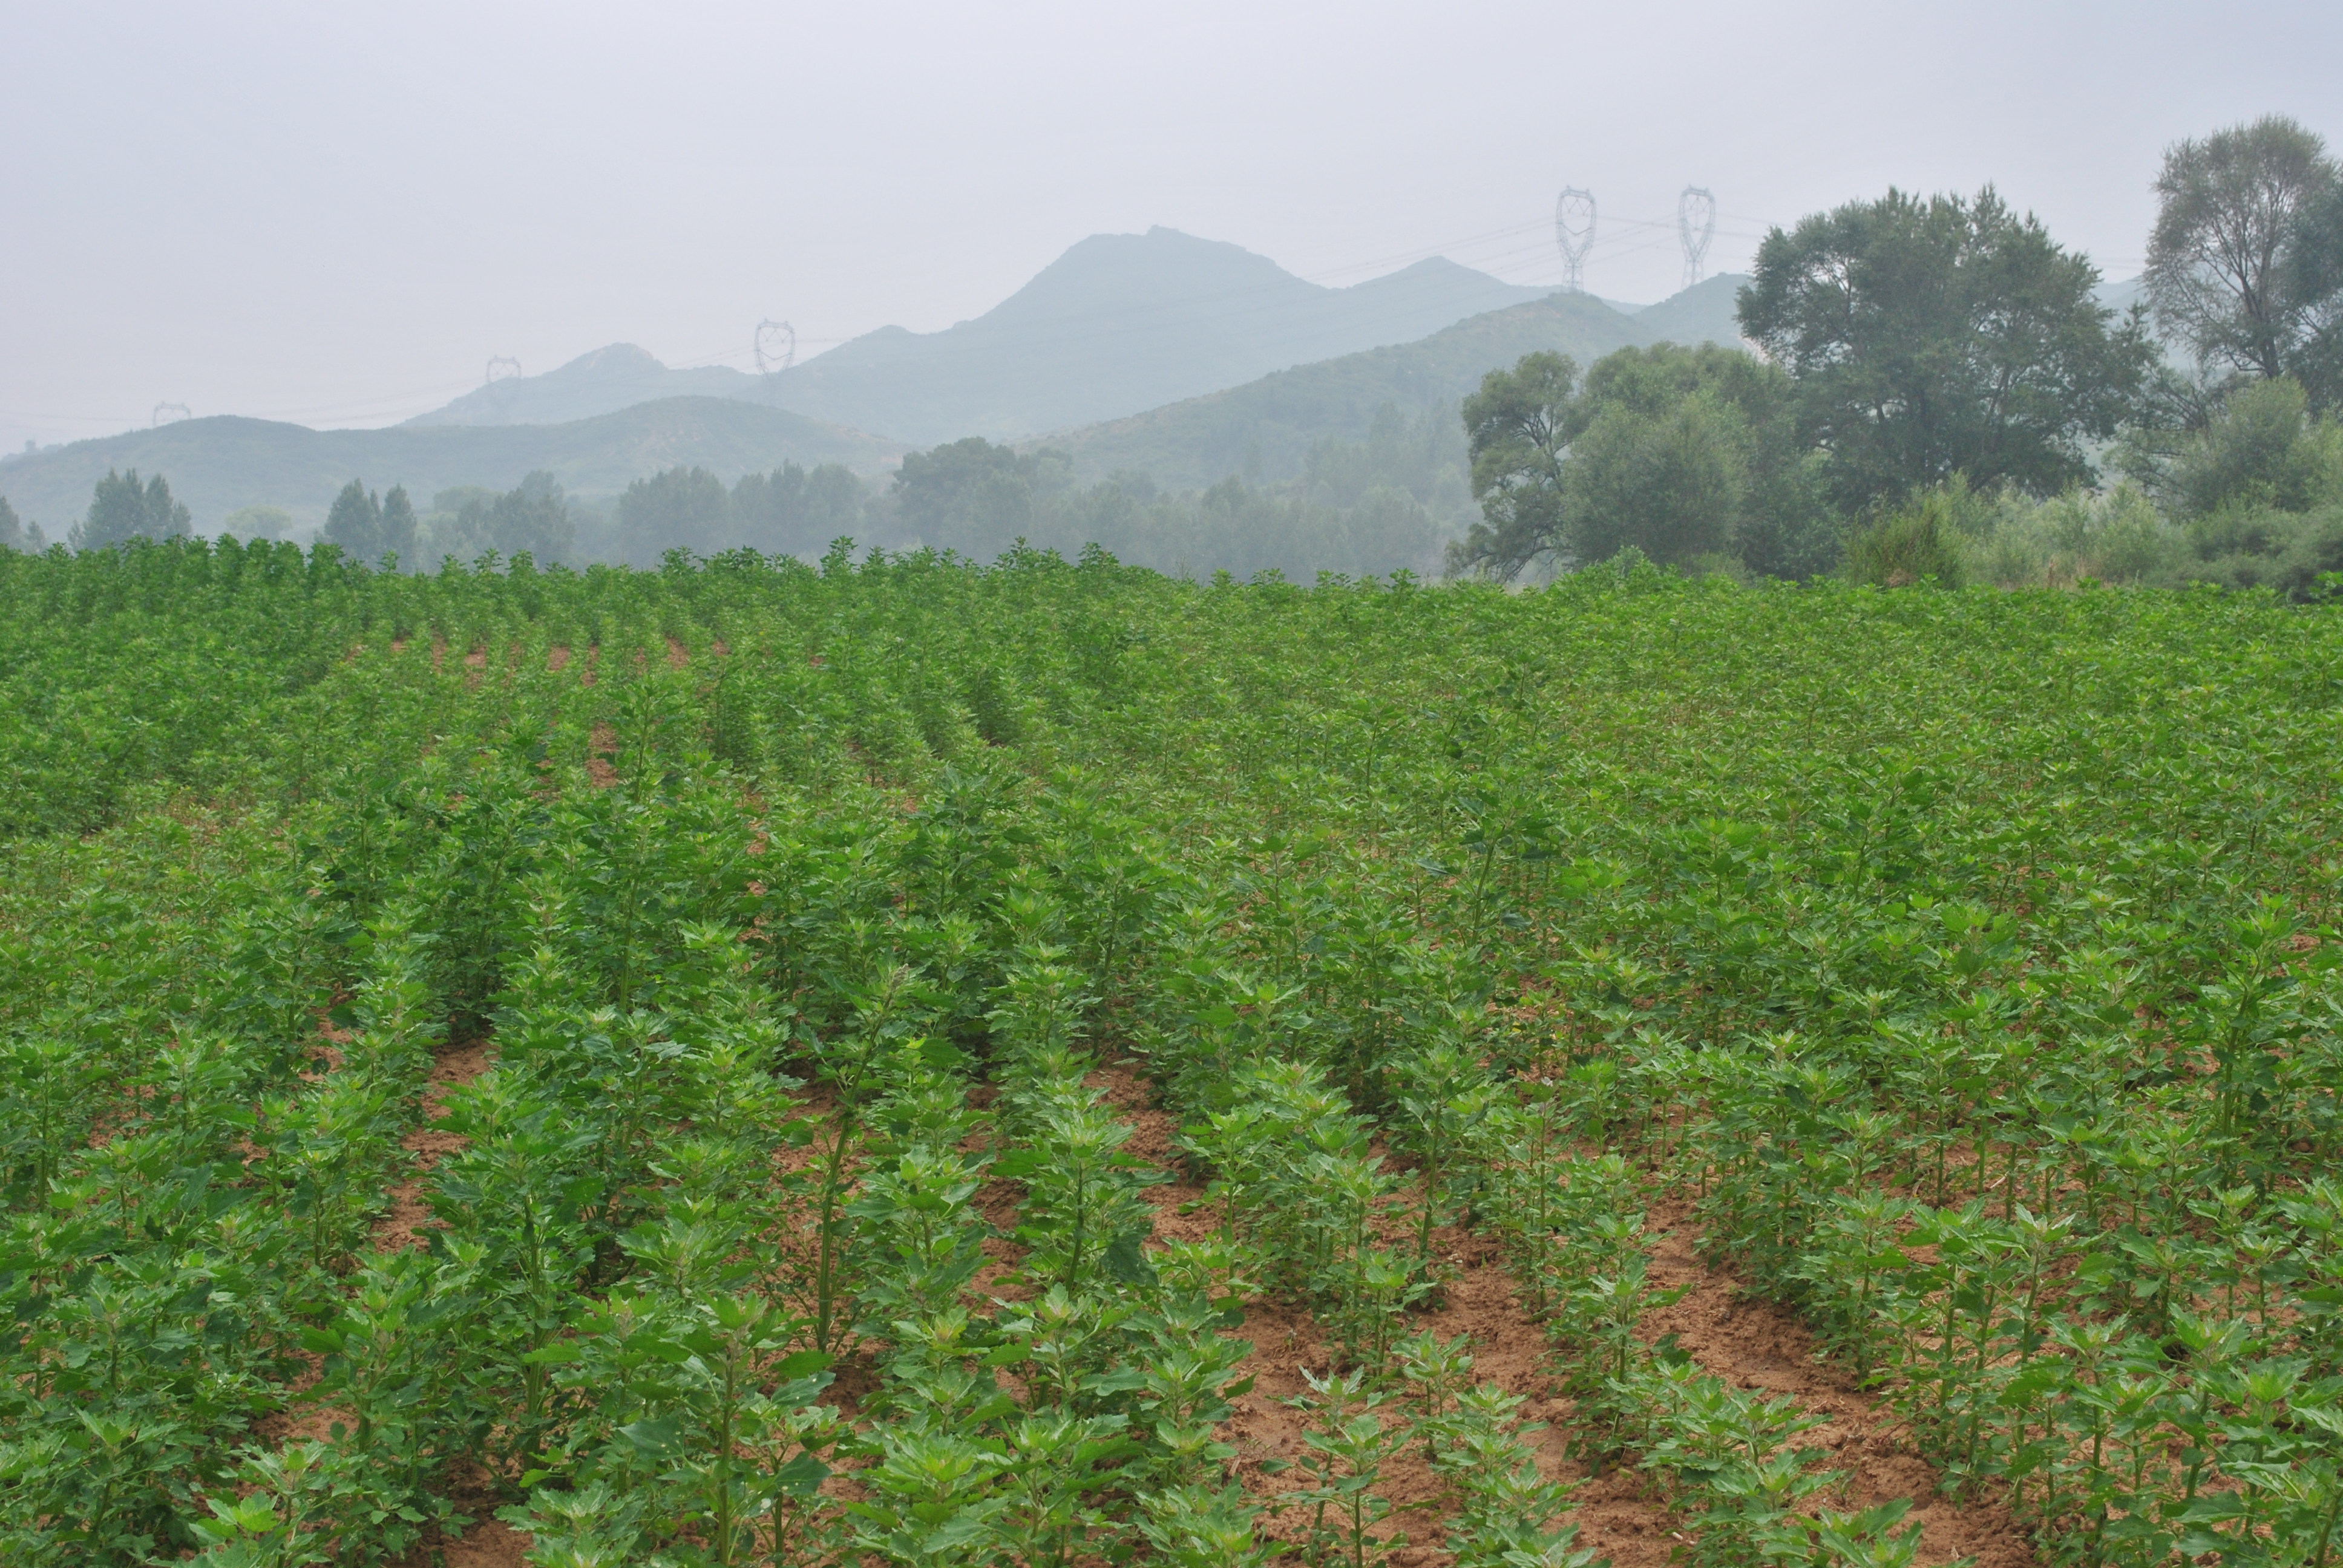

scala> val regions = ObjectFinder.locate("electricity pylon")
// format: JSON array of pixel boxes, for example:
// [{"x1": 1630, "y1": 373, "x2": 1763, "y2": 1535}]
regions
[
  {"x1": 1555, "y1": 188, "x2": 1596, "y2": 293},
  {"x1": 1679, "y1": 187, "x2": 1717, "y2": 289}
]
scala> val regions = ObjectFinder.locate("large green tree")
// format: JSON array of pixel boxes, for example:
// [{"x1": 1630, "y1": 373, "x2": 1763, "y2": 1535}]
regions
[
  {"x1": 324, "y1": 480, "x2": 419, "y2": 564},
  {"x1": 1446, "y1": 352, "x2": 1577, "y2": 580},
  {"x1": 71, "y1": 469, "x2": 191, "y2": 549},
  {"x1": 2146, "y1": 115, "x2": 2343, "y2": 400},
  {"x1": 439, "y1": 473, "x2": 574, "y2": 563},
  {"x1": 1448, "y1": 344, "x2": 1835, "y2": 580},
  {"x1": 893, "y1": 437, "x2": 1069, "y2": 559},
  {"x1": 618, "y1": 466, "x2": 732, "y2": 555},
  {"x1": 1738, "y1": 186, "x2": 2151, "y2": 509}
]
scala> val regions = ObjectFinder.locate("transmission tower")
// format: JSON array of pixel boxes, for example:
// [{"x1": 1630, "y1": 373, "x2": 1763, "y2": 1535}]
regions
[
  {"x1": 1554, "y1": 188, "x2": 1596, "y2": 293},
  {"x1": 482, "y1": 356, "x2": 523, "y2": 413},
  {"x1": 1678, "y1": 187, "x2": 1717, "y2": 289},
  {"x1": 151, "y1": 401, "x2": 191, "y2": 426},
  {"x1": 753, "y1": 319, "x2": 798, "y2": 376}
]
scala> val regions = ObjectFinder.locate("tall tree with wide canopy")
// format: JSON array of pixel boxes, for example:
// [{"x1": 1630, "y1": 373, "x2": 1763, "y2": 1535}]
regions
[
  {"x1": 1446, "y1": 351, "x2": 1576, "y2": 580},
  {"x1": 2147, "y1": 114, "x2": 2343, "y2": 401},
  {"x1": 1738, "y1": 187, "x2": 2151, "y2": 510}
]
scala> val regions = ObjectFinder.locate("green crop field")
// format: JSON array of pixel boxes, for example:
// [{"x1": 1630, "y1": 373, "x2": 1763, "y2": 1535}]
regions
[{"x1": 5, "y1": 537, "x2": 2343, "y2": 1568}]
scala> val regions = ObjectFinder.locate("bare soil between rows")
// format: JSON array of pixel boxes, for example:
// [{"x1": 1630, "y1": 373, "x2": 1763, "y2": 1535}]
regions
[{"x1": 1093, "y1": 1060, "x2": 2036, "y2": 1568}]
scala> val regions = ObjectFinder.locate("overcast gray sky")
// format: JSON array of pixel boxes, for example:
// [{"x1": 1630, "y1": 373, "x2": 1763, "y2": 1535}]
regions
[{"x1": 4, "y1": 0, "x2": 2338, "y2": 454}]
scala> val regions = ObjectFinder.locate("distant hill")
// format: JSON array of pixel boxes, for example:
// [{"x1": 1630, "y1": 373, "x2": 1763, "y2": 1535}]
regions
[
  {"x1": 409, "y1": 228, "x2": 1553, "y2": 443},
  {"x1": 0, "y1": 397, "x2": 899, "y2": 537},
  {"x1": 408, "y1": 344, "x2": 756, "y2": 430},
  {"x1": 1630, "y1": 273, "x2": 1752, "y2": 353},
  {"x1": 1041, "y1": 277, "x2": 1754, "y2": 491}
]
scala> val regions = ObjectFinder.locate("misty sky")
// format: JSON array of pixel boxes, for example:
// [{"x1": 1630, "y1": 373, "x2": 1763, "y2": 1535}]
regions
[{"x1": 5, "y1": 1, "x2": 2339, "y2": 455}]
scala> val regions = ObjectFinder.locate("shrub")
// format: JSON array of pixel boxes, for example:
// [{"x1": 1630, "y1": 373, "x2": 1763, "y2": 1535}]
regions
[
  {"x1": 1844, "y1": 488, "x2": 1967, "y2": 586},
  {"x1": 2179, "y1": 503, "x2": 2343, "y2": 599}
]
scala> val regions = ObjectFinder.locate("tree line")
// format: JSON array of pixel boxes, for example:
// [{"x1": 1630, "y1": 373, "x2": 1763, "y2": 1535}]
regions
[{"x1": 1451, "y1": 115, "x2": 2343, "y2": 590}]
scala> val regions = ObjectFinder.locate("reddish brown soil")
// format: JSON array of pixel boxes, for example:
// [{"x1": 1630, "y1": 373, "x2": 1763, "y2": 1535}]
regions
[
  {"x1": 1637, "y1": 1203, "x2": 2036, "y2": 1568},
  {"x1": 1089, "y1": 1062, "x2": 2034, "y2": 1568},
  {"x1": 373, "y1": 1038, "x2": 496, "y2": 1253},
  {"x1": 586, "y1": 722, "x2": 620, "y2": 788},
  {"x1": 380, "y1": 1040, "x2": 529, "y2": 1568},
  {"x1": 666, "y1": 634, "x2": 689, "y2": 668},
  {"x1": 1093, "y1": 1061, "x2": 1676, "y2": 1566},
  {"x1": 396, "y1": 1516, "x2": 530, "y2": 1568},
  {"x1": 548, "y1": 644, "x2": 571, "y2": 673}
]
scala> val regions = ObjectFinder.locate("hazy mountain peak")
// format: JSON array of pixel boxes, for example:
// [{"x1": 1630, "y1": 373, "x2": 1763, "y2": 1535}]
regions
[
  {"x1": 969, "y1": 227, "x2": 1317, "y2": 326},
  {"x1": 552, "y1": 343, "x2": 668, "y2": 377}
]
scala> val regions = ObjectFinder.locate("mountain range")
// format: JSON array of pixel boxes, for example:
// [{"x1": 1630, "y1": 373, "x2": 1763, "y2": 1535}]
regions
[
  {"x1": 0, "y1": 227, "x2": 1752, "y2": 537},
  {"x1": 408, "y1": 229, "x2": 1561, "y2": 443}
]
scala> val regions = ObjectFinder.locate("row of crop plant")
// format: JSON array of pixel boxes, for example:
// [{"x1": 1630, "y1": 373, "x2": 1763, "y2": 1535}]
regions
[{"x1": 1109, "y1": 834, "x2": 1929, "y2": 1567}]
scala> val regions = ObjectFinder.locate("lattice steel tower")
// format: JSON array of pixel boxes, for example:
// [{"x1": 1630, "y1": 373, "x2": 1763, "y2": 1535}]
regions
[
  {"x1": 1554, "y1": 188, "x2": 1596, "y2": 293},
  {"x1": 754, "y1": 319, "x2": 798, "y2": 376},
  {"x1": 1679, "y1": 186, "x2": 1717, "y2": 289}
]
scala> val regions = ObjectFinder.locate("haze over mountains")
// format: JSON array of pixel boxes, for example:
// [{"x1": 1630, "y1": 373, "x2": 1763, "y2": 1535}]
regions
[
  {"x1": 0, "y1": 227, "x2": 1751, "y2": 538},
  {"x1": 410, "y1": 229, "x2": 1561, "y2": 442},
  {"x1": 1047, "y1": 283, "x2": 1743, "y2": 489}
]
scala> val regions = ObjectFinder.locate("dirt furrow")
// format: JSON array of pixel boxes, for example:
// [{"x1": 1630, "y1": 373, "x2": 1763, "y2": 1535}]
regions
[
  {"x1": 1636, "y1": 1196, "x2": 2038, "y2": 1568},
  {"x1": 373, "y1": 1037, "x2": 494, "y2": 1253},
  {"x1": 376, "y1": 1037, "x2": 532, "y2": 1568},
  {"x1": 1092, "y1": 1061, "x2": 1687, "y2": 1567}
]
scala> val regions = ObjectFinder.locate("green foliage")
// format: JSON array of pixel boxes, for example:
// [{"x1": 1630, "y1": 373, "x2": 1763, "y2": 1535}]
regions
[
  {"x1": 2289, "y1": 176, "x2": 2343, "y2": 411},
  {"x1": 615, "y1": 461, "x2": 867, "y2": 564},
  {"x1": 893, "y1": 437, "x2": 1064, "y2": 561},
  {"x1": 220, "y1": 503, "x2": 293, "y2": 541},
  {"x1": 1956, "y1": 483, "x2": 2183, "y2": 588},
  {"x1": 1449, "y1": 350, "x2": 1576, "y2": 580},
  {"x1": 0, "y1": 492, "x2": 36, "y2": 550},
  {"x1": 321, "y1": 480, "x2": 420, "y2": 565},
  {"x1": 423, "y1": 472, "x2": 574, "y2": 566},
  {"x1": 2148, "y1": 114, "x2": 2343, "y2": 396},
  {"x1": 1843, "y1": 482, "x2": 1973, "y2": 586},
  {"x1": 1450, "y1": 344, "x2": 1840, "y2": 581},
  {"x1": 2167, "y1": 377, "x2": 2343, "y2": 518},
  {"x1": 1741, "y1": 185, "x2": 2153, "y2": 509},
  {"x1": 9, "y1": 539, "x2": 2343, "y2": 1568},
  {"x1": 72, "y1": 468, "x2": 192, "y2": 549},
  {"x1": 1566, "y1": 388, "x2": 1744, "y2": 565},
  {"x1": 2178, "y1": 503, "x2": 2343, "y2": 599}
]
